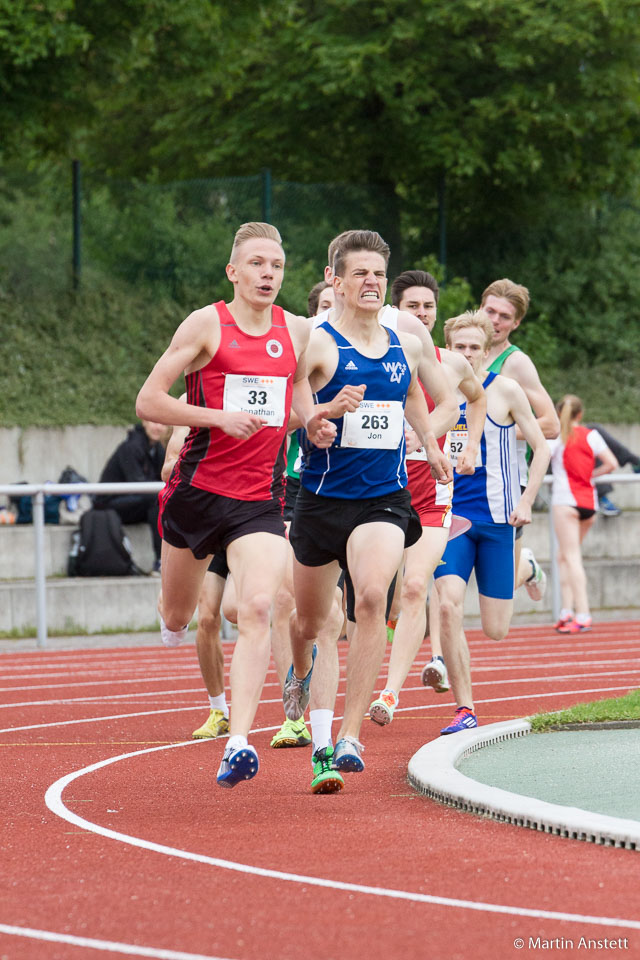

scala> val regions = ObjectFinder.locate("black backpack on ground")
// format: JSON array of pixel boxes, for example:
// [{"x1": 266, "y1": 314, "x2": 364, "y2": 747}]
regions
[{"x1": 68, "y1": 508, "x2": 143, "y2": 577}]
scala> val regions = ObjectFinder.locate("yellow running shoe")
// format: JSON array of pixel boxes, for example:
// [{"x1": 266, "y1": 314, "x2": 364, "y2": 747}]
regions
[
  {"x1": 192, "y1": 709, "x2": 229, "y2": 739},
  {"x1": 270, "y1": 717, "x2": 312, "y2": 748}
]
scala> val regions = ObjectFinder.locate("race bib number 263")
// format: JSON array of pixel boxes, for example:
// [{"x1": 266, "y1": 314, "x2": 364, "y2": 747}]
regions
[{"x1": 341, "y1": 400, "x2": 404, "y2": 450}]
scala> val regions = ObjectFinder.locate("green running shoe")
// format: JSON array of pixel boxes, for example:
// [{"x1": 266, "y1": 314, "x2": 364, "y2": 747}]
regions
[
  {"x1": 310, "y1": 745, "x2": 344, "y2": 794},
  {"x1": 270, "y1": 717, "x2": 312, "y2": 748}
]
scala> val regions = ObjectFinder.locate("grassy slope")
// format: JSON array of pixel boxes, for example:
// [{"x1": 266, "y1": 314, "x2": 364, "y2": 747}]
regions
[
  {"x1": 3, "y1": 282, "x2": 639, "y2": 427},
  {"x1": 530, "y1": 688, "x2": 640, "y2": 731}
]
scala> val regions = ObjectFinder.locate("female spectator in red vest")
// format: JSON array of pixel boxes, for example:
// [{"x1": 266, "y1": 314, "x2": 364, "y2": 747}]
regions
[{"x1": 548, "y1": 395, "x2": 617, "y2": 634}]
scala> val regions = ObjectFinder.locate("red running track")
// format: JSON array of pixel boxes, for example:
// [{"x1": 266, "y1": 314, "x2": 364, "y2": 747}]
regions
[{"x1": 1, "y1": 621, "x2": 639, "y2": 960}]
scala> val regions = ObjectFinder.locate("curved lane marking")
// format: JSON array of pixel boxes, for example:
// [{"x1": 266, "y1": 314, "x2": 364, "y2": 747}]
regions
[
  {"x1": 0, "y1": 922, "x2": 231, "y2": 960},
  {"x1": 45, "y1": 740, "x2": 640, "y2": 932},
  {"x1": 3, "y1": 682, "x2": 636, "y2": 735}
]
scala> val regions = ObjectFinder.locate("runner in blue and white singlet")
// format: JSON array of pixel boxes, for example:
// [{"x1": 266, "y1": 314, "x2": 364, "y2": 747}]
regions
[
  {"x1": 432, "y1": 310, "x2": 549, "y2": 737},
  {"x1": 447, "y1": 371, "x2": 519, "y2": 526},
  {"x1": 285, "y1": 231, "x2": 453, "y2": 786},
  {"x1": 300, "y1": 320, "x2": 410, "y2": 498}
]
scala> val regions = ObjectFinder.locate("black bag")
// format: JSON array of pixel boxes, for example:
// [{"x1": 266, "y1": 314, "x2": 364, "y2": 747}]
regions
[
  {"x1": 68, "y1": 508, "x2": 143, "y2": 577},
  {"x1": 11, "y1": 488, "x2": 61, "y2": 525}
]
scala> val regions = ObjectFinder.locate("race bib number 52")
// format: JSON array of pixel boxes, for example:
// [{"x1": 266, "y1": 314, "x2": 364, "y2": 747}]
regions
[
  {"x1": 341, "y1": 400, "x2": 404, "y2": 449},
  {"x1": 223, "y1": 374, "x2": 288, "y2": 427}
]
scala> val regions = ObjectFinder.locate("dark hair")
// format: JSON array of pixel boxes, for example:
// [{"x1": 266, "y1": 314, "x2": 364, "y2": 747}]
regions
[
  {"x1": 332, "y1": 230, "x2": 390, "y2": 278},
  {"x1": 390, "y1": 269, "x2": 439, "y2": 307},
  {"x1": 307, "y1": 280, "x2": 331, "y2": 316}
]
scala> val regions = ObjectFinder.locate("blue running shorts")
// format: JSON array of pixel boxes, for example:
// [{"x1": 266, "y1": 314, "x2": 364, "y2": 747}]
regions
[{"x1": 433, "y1": 520, "x2": 515, "y2": 600}]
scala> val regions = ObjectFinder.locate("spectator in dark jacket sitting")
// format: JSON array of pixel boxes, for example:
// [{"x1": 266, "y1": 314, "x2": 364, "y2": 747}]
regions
[{"x1": 94, "y1": 420, "x2": 167, "y2": 572}]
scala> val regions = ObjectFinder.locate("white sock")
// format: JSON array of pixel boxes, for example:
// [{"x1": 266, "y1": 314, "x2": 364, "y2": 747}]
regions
[
  {"x1": 576, "y1": 613, "x2": 591, "y2": 624},
  {"x1": 160, "y1": 617, "x2": 189, "y2": 647},
  {"x1": 560, "y1": 608, "x2": 574, "y2": 621},
  {"x1": 227, "y1": 734, "x2": 248, "y2": 753},
  {"x1": 310, "y1": 709, "x2": 334, "y2": 751},
  {"x1": 208, "y1": 693, "x2": 229, "y2": 718}
]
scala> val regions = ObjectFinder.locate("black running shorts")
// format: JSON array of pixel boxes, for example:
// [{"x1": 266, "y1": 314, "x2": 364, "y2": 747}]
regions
[
  {"x1": 289, "y1": 486, "x2": 421, "y2": 569},
  {"x1": 283, "y1": 474, "x2": 301, "y2": 523},
  {"x1": 161, "y1": 479, "x2": 285, "y2": 559},
  {"x1": 207, "y1": 551, "x2": 229, "y2": 579}
]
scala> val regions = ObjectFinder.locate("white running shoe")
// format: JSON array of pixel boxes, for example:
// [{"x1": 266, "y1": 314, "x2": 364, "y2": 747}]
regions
[
  {"x1": 160, "y1": 618, "x2": 189, "y2": 647},
  {"x1": 421, "y1": 656, "x2": 450, "y2": 693},
  {"x1": 521, "y1": 547, "x2": 547, "y2": 602}
]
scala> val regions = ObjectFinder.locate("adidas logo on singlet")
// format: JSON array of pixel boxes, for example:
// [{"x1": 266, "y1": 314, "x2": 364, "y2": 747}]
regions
[
  {"x1": 345, "y1": 360, "x2": 358, "y2": 370},
  {"x1": 229, "y1": 339, "x2": 240, "y2": 348}
]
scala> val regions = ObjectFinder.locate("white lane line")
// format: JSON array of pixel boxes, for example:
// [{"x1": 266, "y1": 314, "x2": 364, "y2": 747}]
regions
[
  {"x1": 470, "y1": 658, "x2": 640, "y2": 672},
  {"x1": 44, "y1": 742, "x2": 640, "y2": 932},
  {"x1": 1, "y1": 683, "x2": 637, "y2": 735},
  {"x1": 403, "y1": 668, "x2": 640, "y2": 687},
  {"x1": 0, "y1": 922, "x2": 232, "y2": 959},
  {"x1": 0, "y1": 687, "x2": 205, "y2": 709},
  {"x1": 0, "y1": 665, "x2": 201, "y2": 681},
  {"x1": 0, "y1": 674, "x2": 204, "y2": 693},
  {"x1": 0, "y1": 706, "x2": 206, "y2": 734},
  {"x1": 4, "y1": 668, "x2": 638, "y2": 712}
]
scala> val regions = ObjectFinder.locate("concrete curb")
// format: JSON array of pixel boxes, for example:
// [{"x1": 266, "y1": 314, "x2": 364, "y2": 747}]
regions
[{"x1": 407, "y1": 719, "x2": 640, "y2": 851}]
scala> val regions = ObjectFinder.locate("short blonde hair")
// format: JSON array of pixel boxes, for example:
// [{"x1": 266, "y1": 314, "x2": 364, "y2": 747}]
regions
[
  {"x1": 444, "y1": 309, "x2": 494, "y2": 351},
  {"x1": 230, "y1": 222, "x2": 283, "y2": 262},
  {"x1": 481, "y1": 278, "x2": 530, "y2": 323}
]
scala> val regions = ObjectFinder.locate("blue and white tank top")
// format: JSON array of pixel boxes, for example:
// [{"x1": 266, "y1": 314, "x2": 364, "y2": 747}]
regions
[
  {"x1": 449, "y1": 372, "x2": 519, "y2": 524},
  {"x1": 301, "y1": 321, "x2": 411, "y2": 498}
]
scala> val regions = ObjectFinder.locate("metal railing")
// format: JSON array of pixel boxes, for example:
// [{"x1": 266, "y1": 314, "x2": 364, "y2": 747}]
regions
[
  {"x1": 0, "y1": 475, "x2": 638, "y2": 648},
  {"x1": 0, "y1": 482, "x2": 162, "y2": 648}
]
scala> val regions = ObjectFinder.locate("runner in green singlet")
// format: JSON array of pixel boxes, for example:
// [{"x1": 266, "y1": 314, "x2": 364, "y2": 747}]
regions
[{"x1": 481, "y1": 279, "x2": 560, "y2": 601}]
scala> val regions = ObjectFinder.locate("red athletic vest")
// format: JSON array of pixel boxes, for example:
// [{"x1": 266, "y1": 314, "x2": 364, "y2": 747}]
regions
[
  {"x1": 171, "y1": 301, "x2": 296, "y2": 500},
  {"x1": 406, "y1": 347, "x2": 448, "y2": 507}
]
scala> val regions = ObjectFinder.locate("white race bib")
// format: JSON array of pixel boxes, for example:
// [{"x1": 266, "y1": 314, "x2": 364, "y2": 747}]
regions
[
  {"x1": 448, "y1": 424, "x2": 481, "y2": 468},
  {"x1": 406, "y1": 446, "x2": 428, "y2": 462},
  {"x1": 340, "y1": 400, "x2": 404, "y2": 449},
  {"x1": 223, "y1": 374, "x2": 288, "y2": 427}
]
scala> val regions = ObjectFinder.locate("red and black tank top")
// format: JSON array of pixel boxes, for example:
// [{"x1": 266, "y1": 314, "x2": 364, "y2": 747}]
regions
[{"x1": 171, "y1": 301, "x2": 297, "y2": 501}]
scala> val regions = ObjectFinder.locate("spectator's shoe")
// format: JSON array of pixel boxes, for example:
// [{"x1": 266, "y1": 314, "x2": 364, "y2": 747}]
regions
[
  {"x1": 160, "y1": 619, "x2": 188, "y2": 648},
  {"x1": 386, "y1": 618, "x2": 397, "y2": 644},
  {"x1": 421, "y1": 656, "x2": 450, "y2": 693},
  {"x1": 192, "y1": 709, "x2": 229, "y2": 739},
  {"x1": 521, "y1": 547, "x2": 547, "y2": 602},
  {"x1": 440, "y1": 707, "x2": 478, "y2": 735},
  {"x1": 558, "y1": 617, "x2": 592, "y2": 634},
  {"x1": 553, "y1": 614, "x2": 573, "y2": 632},
  {"x1": 282, "y1": 644, "x2": 317, "y2": 720},
  {"x1": 310, "y1": 746, "x2": 344, "y2": 794},
  {"x1": 599, "y1": 496, "x2": 621, "y2": 517},
  {"x1": 333, "y1": 736, "x2": 365, "y2": 772},
  {"x1": 369, "y1": 689, "x2": 398, "y2": 726},
  {"x1": 216, "y1": 744, "x2": 259, "y2": 788},
  {"x1": 270, "y1": 717, "x2": 312, "y2": 748}
]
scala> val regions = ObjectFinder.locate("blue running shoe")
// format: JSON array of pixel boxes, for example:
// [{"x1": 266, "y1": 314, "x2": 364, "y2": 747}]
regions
[
  {"x1": 333, "y1": 736, "x2": 365, "y2": 772},
  {"x1": 440, "y1": 707, "x2": 478, "y2": 735},
  {"x1": 282, "y1": 644, "x2": 317, "y2": 720},
  {"x1": 216, "y1": 744, "x2": 259, "y2": 788}
]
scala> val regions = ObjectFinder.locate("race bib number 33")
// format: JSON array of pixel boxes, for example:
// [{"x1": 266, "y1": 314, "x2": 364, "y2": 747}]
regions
[
  {"x1": 223, "y1": 374, "x2": 288, "y2": 427},
  {"x1": 341, "y1": 400, "x2": 404, "y2": 449}
]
